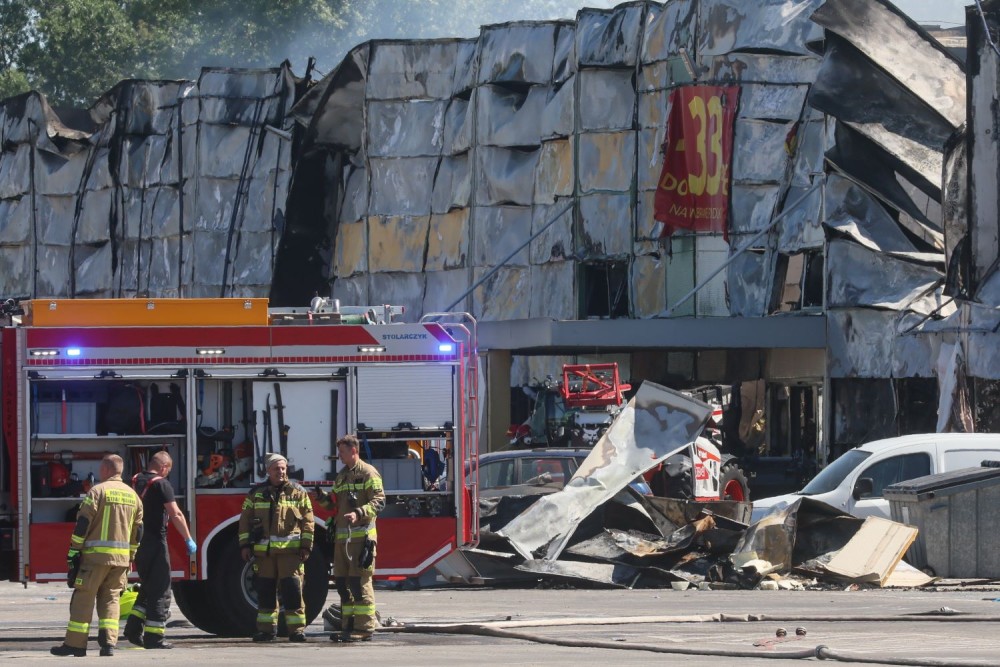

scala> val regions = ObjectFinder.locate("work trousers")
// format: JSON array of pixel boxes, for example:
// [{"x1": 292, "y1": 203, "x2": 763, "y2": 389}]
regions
[
  {"x1": 64, "y1": 561, "x2": 128, "y2": 649},
  {"x1": 253, "y1": 552, "x2": 306, "y2": 634},
  {"x1": 333, "y1": 538, "x2": 376, "y2": 633},
  {"x1": 124, "y1": 539, "x2": 172, "y2": 643}
]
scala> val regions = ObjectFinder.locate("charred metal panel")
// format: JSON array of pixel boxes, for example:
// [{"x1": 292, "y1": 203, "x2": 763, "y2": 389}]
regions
[
  {"x1": 967, "y1": 3, "x2": 1000, "y2": 289},
  {"x1": 577, "y1": 131, "x2": 635, "y2": 193},
  {"x1": 531, "y1": 199, "x2": 574, "y2": 264},
  {"x1": 827, "y1": 240, "x2": 944, "y2": 314},
  {"x1": 341, "y1": 164, "x2": 368, "y2": 223},
  {"x1": 476, "y1": 22, "x2": 557, "y2": 85},
  {"x1": 825, "y1": 125, "x2": 943, "y2": 246},
  {"x1": 473, "y1": 266, "x2": 530, "y2": 320},
  {"x1": 0, "y1": 198, "x2": 30, "y2": 244},
  {"x1": 811, "y1": 0, "x2": 966, "y2": 129},
  {"x1": 367, "y1": 40, "x2": 469, "y2": 101},
  {"x1": 633, "y1": 253, "x2": 666, "y2": 319},
  {"x1": 824, "y1": 173, "x2": 919, "y2": 254},
  {"x1": 534, "y1": 140, "x2": 574, "y2": 205},
  {"x1": 552, "y1": 23, "x2": 578, "y2": 84},
  {"x1": 540, "y1": 77, "x2": 576, "y2": 139},
  {"x1": 333, "y1": 220, "x2": 367, "y2": 278},
  {"x1": 579, "y1": 193, "x2": 633, "y2": 257},
  {"x1": 530, "y1": 261, "x2": 575, "y2": 319},
  {"x1": 637, "y1": 127, "x2": 667, "y2": 190},
  {"x1": 777, "y1": 184, "x2": 823, "y2": 251},
  {"x1": 499, "y1": 382, "x2": 711, "y2": 560},
  {"x1": 453, "y1": 41, "x2": 480, "y2": 95},
  {"x1": 423, "y1": 268, "x2": 473, "y2": 314},
  {"x1": 733, "y1": 120, "x2": 793, "y2": 183},
  {"x1": 826, "y1": 309, "x2": 896, "y2": 378},
  {"x1": 576, "y1": 4, "x2": 646, "y2": 68},
  {"x1": 426, "y1": 209, "x2": 469, "y2": 271},
  {"x1": 727, "y1": 250, "x2": 770, "y2": 317},
  {"x1": 578, "y1": 69, "x2": 636, "y2": 131},
  {"x1": 642, "y1": 0, "x2": 696, "y2": 63},
  {"x1": 301, "y1": 46, "x2": 368, "y2": 151},
  {"x1": 0, "y1": 144, "x2": 31, "y2": 197},
  {"x1": 367, "y1": 215, "x2": 429, "y2": 273},
  {"x1": 431, "y1": 155, "x2": 471, "y2": 214},
  {"x1": 705, "y1": 54, "x2": 820, "y2": 85},
  {"x1": 331, "y1": 274, "x2": 367, "y2": 307},
  {"x1": 515, "y1": 559, "x2": 639, "y2": 587},
  {"x1": 367, "y1": 100, "x2": 447, "y2": 158},
  {"x1": 476, "y1": 84, "x2": 546, "y2": 147},
  {"x1": 475, "y1": 147, "x2": 540, "y2": 206},
  {"x1": 892, "y1": 312, "x2": 936, "y2": 378},
  {"x1": 737, "y1": 84, "x2": 809, "y2": 122},
  {"x1": 369, "y1": 157, "x2": 437, "y2": 215},
  {"x1": 472, "y1": 205, "x2": 532, "y2": 267},
  {"x1": 730, "y1": 184, "x2": 780, "y2": 235},
  {"x1": 370, "y1": 271, "x2": 426, "y2": 316},
  {"x1": 697, "y1": 0, "x2": 823, "y2": 57},
  {"x1": 441, "y1": 97, "x2": 472, "y2": 154},
  {"x1": 809, "y1": 35, "x2": 952, "y2": 198}
]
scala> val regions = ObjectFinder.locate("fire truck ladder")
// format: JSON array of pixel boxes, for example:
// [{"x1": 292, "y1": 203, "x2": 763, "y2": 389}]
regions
[{"x1": 420, "y1": 312, "x2": 479, "y2": 548}]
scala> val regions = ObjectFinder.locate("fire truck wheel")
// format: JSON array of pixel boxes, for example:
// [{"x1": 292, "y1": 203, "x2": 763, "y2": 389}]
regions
[
  {"x1": 719, "y1": 463, "x2": 750, "y2": 502},
  {"x1": 173, "y1": 580, "x2": 227, "y2": 636},
  {"x1": 208, "y1": 538, "x2": 258, "y2": 636}
]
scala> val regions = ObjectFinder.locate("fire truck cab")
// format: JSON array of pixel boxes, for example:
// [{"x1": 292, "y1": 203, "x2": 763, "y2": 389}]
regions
[{"x1": 0, "y1": 297, "x2": 479, "y2": 636}]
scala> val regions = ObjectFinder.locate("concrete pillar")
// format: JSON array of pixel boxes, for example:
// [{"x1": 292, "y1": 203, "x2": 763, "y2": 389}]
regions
[{"x1": 484, "y1": 349, "x2": 511, "y2": 454}]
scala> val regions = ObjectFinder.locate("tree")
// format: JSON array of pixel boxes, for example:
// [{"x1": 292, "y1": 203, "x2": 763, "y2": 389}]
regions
[{"x1": 0, "y1": 0, "x2": 32, "y2": 99}]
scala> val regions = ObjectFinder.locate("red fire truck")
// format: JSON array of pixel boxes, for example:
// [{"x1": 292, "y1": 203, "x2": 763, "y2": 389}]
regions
[{"x1": 0, "y1": 297, "x2": 479, "y2": 635}]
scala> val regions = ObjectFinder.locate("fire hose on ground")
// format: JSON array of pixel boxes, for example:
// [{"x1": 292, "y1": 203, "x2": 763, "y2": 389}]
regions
[{"x1": 378, "y1": 611, "x2": 1000, "y2": 666}]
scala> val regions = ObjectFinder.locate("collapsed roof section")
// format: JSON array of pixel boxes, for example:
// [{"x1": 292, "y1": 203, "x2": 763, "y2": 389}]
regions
[{"x1": 0, "y1": 66, "x2": 298, "y2": 298}]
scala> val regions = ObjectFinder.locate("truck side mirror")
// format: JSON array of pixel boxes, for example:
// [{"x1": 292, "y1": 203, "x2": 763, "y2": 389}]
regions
[{"x1": 853, "y1": 477, "x2": 874, "y2": 500}]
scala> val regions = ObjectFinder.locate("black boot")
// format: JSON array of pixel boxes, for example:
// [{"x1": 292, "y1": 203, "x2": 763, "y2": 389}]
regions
[
  {"x1": 122, "y1": 618, "x2": 143, "y2": 647},
  {"x1": 97, "y1": 629, "x2": 114, "y2": 657},
  {"x1": 50, "y1": 644, "x2": 87, "y2": 657},
  {"x1": 252, "y1": 631, "x2": 275, "y2": 643},
  {"x1": 143, "y1": 639, "x2": 173, "y2": 649}
]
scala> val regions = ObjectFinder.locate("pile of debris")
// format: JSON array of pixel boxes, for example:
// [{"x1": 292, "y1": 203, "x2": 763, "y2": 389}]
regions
[{"x1": 445, "y1": 382, "x2": 929, "y2": 590}]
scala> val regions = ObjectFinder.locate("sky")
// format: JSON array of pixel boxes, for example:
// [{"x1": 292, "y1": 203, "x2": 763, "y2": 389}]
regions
[{"x1": 894, "y1": 0, "x2": 968, "y2": 26}]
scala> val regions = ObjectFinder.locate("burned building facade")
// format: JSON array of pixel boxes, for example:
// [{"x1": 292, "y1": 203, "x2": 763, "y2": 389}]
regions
[{"x1": 1, "y1": 0, "x2": 997, "y2": 495}]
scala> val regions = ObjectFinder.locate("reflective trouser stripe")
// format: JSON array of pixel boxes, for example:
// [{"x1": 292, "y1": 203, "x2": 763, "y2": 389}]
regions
[
  {"x1": 67, "y1": 620, "x2": 90, "y2": 634},
  {"x1": 285, "y1": 613, "x2": 306, "y2": 625},
  {"x1": 342, "y1": 603, "x2": 354, "y2": 617},
  {"x1": 257, "y1": 612, "x2": 277, "y2": 623},
  {"x1": 98, "y1": 618, "x2": 117, "y2": 631},
  {"x1": 353, "y1": 604, "x2": 375, "y2": 616},
  {"x1": 145, "y1": 621, "x2": 166, "y2": 635},
  {"x1": 130, "y1": 605, "x2": 147, "y2": 621}
]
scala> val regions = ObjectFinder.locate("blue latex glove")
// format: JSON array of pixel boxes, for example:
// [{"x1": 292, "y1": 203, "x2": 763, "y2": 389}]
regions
[{"x1": 185, "y1": 538, "x2": 197, "y2": 555}]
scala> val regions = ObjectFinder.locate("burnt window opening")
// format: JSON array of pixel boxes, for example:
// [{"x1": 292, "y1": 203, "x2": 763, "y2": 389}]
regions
[
  {"x1": 974, "y1": 379, "x2": 1000, "y2": 433},
  {"x1": 895, "y1": 378, "x2": 938, "y2": 435},
  {"x1": 579, "y1": 261, "x2": 630, "y2": 319},
  {"x1": 770, "y1": 250, "x2": 824, "y2": 313}
]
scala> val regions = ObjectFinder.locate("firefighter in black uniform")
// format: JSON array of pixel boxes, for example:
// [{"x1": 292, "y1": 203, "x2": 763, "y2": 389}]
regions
[{"x1": 123, "y1": 451, "x2": 197, "y2": 649}]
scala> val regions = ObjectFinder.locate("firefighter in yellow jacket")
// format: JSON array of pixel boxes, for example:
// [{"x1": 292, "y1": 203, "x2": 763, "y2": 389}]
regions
[
  {"x1": 239, "y1": 453, "x2": 314, "y2": 642},
  {"x1": 316, "y1": 434, "x2": 385, "y2": 643},
  {"x1": 51, "y1": 454, "x2": 143, "y2": 658}
]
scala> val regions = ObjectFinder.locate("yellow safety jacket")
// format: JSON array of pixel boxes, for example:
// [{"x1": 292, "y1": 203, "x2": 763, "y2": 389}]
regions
[
  {"x1": 319, "y1": 460, "x2": 385, "y2": 542},
  {"x1": 69, "y1": 475, "x2": 143, "y2": 566},
  {"x1": 238, "y1": 480, "x2": 314, "y2": 556}
]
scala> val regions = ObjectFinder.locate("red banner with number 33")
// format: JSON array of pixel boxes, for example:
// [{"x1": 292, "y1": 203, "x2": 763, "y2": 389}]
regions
[{"x1": 655, "y1": 85, "x2": 740, "y2": 241}]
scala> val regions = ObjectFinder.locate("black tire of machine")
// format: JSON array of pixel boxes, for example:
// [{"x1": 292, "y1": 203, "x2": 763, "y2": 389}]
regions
[
  {"x1": 719, "y1": 460, "x2": 750, "y2": 502},
  {"x1": 190, "y1": 530, "x2": 330, "y2": 637},
  {"x1": 173, "y1": 580, "x2": 228, "y2": 636}
]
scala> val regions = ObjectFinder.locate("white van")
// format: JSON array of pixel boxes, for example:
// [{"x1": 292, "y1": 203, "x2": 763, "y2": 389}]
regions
[{"x1": 751, "y1": 433, "x2": 1000, "y2": 522}]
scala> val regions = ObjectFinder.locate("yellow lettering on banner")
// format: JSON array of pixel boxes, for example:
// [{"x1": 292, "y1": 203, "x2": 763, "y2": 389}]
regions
[{"x1": 685, "y1": 92, "x2": 726, "y2": 198}]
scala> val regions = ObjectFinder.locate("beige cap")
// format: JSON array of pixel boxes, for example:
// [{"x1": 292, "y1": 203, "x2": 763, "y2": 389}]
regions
[{"x1": 263, "y1": 453, "x2": 287, "y2": 470}]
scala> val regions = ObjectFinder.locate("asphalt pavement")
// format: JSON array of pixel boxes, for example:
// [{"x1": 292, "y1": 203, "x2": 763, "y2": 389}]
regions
[{"x1": 2, "y1": 581, "x2": 999, "y2": 665}]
